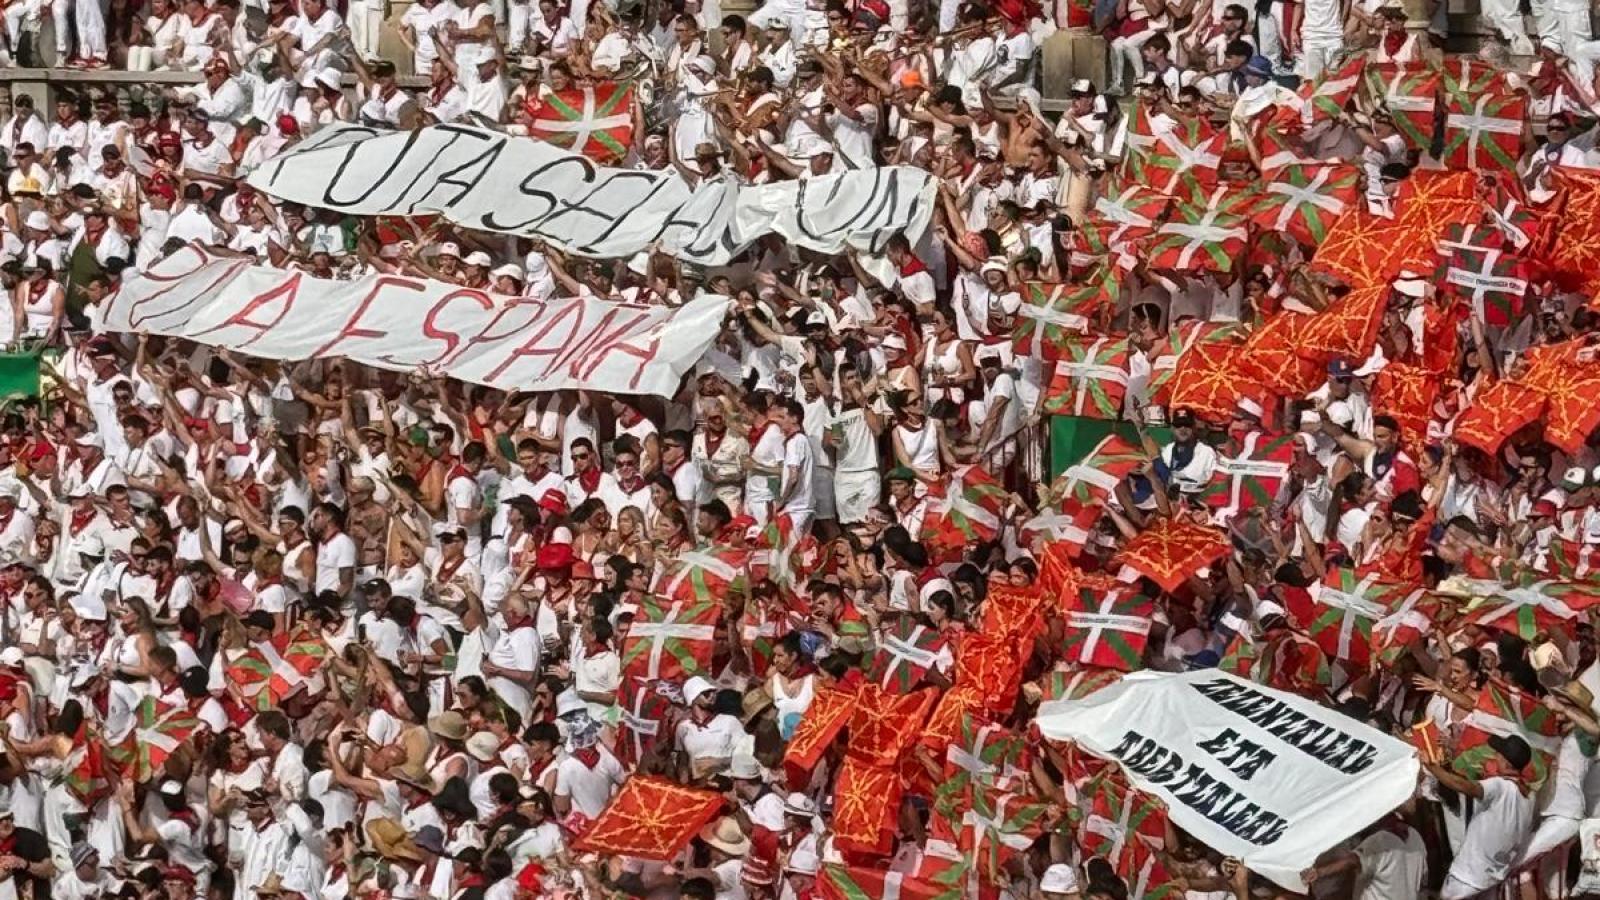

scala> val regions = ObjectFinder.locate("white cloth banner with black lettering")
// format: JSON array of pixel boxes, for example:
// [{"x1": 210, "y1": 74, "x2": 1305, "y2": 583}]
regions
[
  {"x1": 246, "y1": 124, "x2": 937, "y2": 266},
  {"x1": 102, "y1": 246, "x2": 729, "y2": 397},
  {"x1": 1034, "y1": 670, "x2": 1419, "y2": 892}
]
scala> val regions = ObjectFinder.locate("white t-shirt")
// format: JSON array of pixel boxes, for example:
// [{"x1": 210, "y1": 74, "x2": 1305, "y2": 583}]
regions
[
  {"x1": 315, "y1": 532, "x2": 358, "y2": 593},
  {"x1": 552, "y1": 747, "x2": 625, "y2": 818},
  {"x1": 780, "y1": 432, "x2": 815, "y2": 514},
  {"x1": 1448, "y1": 777, "x2": 1535, "y2": 890},
  {"x1": 1353, "y1": 827, "x2": 1425, "y2": 900}
]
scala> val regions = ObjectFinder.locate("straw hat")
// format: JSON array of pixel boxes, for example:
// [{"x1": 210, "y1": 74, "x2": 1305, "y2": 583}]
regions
[
  {"x1": 366, "y1": 818, "x2": 424, "y2": 863},
  {"x1": 698, "y1": 817, "x2": 750, "y2": 856}
]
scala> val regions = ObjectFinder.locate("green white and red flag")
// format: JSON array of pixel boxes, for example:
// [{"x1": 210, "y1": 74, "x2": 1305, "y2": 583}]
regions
[
  {"x1": 1364, "y1": 63, "x2": 1441, "y2": 150},
  {"x1": 1041, "y1": 335, "x2": 1131, "y2": 418},
  {"x1": 1453, "y1": 680, "x2": 1562, "y2": 781},
  {"x1": 1251, "y1": 164, "x2": 1361, "y2": 247},
  {"x1": 738, "y1": 602, "x2": 794, "y2": 679},
  {"x1": 112, "y1": 697, "x2": 202, "y2": 782},
  {"x1": 616, "y1": 677, "x2": 672, "y2": 767},
  {"x1": 1036, "y1": 667, "x2": 1123, "y2": 703},
  {"x1": 818, "y1": 863, "x2": 963, "y2": 900},
  {"x1": 1119, "y1": 108, "x2": 1226, "y2": 197},
  {"x1": 750, "y1": 512, "x2": 828, "y2": 599},
  {"x1": 943, "y1": 714, "x2": 1030, "y2": 795},
  {"x1": 1142, "y1": 201, "x2": 1248, "y2": 273},
  {"x1": 1048, "y1": 434, "x2": 1147, "y2": 511},
  {"x1": 1543, "y1": 539, "x2": 1600, "y2": 580},
  {"x1": 1199, "y1": 431, "x2": 1296, "y2": 521},
  {"x1": 1372, "y1": 588, "x2": 1441, "y2": 666},
  {"x1": 62, "y1": 722, "x2": 108, "y2": 805},
  {"x1": 1441, "y1": 71, "x2": 1526, "y2": 171},
  {"x1": 621, "y1": 596, "x2": 721, "y2": 681},
  {"x1": 226, "y1": 630, "x2": 328, "y2": 711},
  {"x1": 1012, "y1": 282, "x2": 1099, "y2": 359},
  {"x1": 1076, "y1": 767, "x2": 1169, "y2": 879},
  {"x1": 1255, "y1": 124, "x2": 1331, "y2": 176},
  {"x1": 1061, "y1": 587, "x2": 1153, "y2": 671},
  {"x1": 1019, "y1": 497, "x2": 1100, "y2": 556},
  {"x1": 1092, "y1": 184, "x2": 1173, "y2": 231},
  {"x1": 1439, "y1": 58, "x2": 1505, "y2": 104},
  {"x1": 657, "y1": 543, "x2": 751, "y2": 603},
  {"x1": 1458, "y1": 577, "x2": 1600, "y2": 640},
  {"x1": 936, "y1": 783, "x2": 1052, "y2": 890},
  {"x1": 1442, "y1": 243, "x2": 1529, "y2": 326},
  {"x1": 525, "y1": 81, "x2": 635, "y2": 162},
  {"x1": 867, "y1": 619, "x2": 952, "y2": 694},
  {"x1": 920, "y1": 464, "x2": 1008, "y2": 560},
  {"x1": 1275, "y1": 56, "x2": 1366, "y2": 130},
  {"x1": 1292, "y1": 569, "x2": 1415, "y2": 667}
]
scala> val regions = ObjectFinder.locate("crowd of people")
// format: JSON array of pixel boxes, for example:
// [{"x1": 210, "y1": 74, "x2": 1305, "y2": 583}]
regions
[{"x1": 0, "y1": 0, "x2": 1596, "y2": 895}]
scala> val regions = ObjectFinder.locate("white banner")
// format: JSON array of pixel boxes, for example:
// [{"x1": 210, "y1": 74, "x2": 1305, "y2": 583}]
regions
[
  {"x1": 1035, "y1": 670, "x2": 1419, "y2": 891},
  {"x1": 247, "y1": 125, "x2": 937, "y2": 266},
  {"x1": 101, "y1": 246, "x2": 729, "y2": 397}
]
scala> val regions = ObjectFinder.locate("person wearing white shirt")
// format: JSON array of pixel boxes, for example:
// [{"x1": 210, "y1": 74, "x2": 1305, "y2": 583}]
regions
[
  {"x1": 775, "y1": 399, "x2": 815, "y2": 533},
  {"x1": 1427, "y1": 737, "x2": 1537, "y2": 900}
]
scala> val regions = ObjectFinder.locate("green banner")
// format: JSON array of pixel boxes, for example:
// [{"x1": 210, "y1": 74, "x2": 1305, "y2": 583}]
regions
[{"x1": 1047, "y1": 416, "x2": 1171, "y2": 480}]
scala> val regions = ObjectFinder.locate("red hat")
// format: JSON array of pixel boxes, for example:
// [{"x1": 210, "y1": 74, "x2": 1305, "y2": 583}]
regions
[
  {"x1": 516, "y1": 863, "x2": 546, "y2": 894},
  {"x1": 157, "y1": 131, "x2": 181, "y2": 149},
  {"x1": 148, "y1": 179, "x2": 177, "y2": 201},
  {"x1": 276, "y1": 114, "x2": 300, "y2": 136},
  {"x1": 538, "y1": 489, "x2": 567, "y2": 514},
  {"x1": 535, "y1": 543, "x2": 575, "y2": 571},
  {"x1": 163, "y1": 867, "x2": 196, "y2": 885},
  {"x1": 1532, "y1": 499, "x2": 1559, "y2": 518}
]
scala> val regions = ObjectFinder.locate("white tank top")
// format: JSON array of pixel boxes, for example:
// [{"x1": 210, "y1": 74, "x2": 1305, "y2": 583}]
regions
[{"x1": 896, "y1": 421, "x2": 940, "y2": 473}]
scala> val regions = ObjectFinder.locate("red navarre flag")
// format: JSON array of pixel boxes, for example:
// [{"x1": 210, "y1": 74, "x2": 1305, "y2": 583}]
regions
[
  {"x1": 526, "y1": 81, "x2": 636, "y2": 162},
  {"x1": 573, "y1": 776, "x2": 723, "y2": 860}
]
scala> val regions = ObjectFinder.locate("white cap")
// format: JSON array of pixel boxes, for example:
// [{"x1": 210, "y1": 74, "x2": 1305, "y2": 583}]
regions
[
  {"x1": 882, "y1": 334, "x2": 907, "y2": 351},
  {"x1": 782, "y1": 792, "x2": 817, "y2": 817},
  {"x1": 1039, "y1": 864, "x2": 1080, "y2": 894},
  {"x1": 1393, "y1": 273, "x2": 1428, "y2": 298},
  {"x1": 1325, "y1": 400, "x2": 1354, "y2": 428},
  {"x1": 465, "y1": 732, "x2": 499, "y2": 762},
  {"x1": 24, "y1": 211, "x2": 50, "y2": 231},
  {"x1": 70, "y1": 592, "x2": 108, "y2": 622},
  {"x1": 436, "y1": 242, "x2": 462, "y2": 258},
  {"x1": 980, "y1": 256, "x2": 1008, "y2": 276},
  {"x1": 1236, "y1": 396, "x2": 1265, "y2": 419},
  {"x1": 315, "y1": 69, "x2": 342, "y2": 90},
  {"x1": 554, "y1": 687, "x2": 585, "y2": 717},
  {"x1": 75, "y1": 431, "x2": 103, "y2": 449},
  {"x1": 0, "y1": 647, "x2": 22, "y2": 668},
  {"x1": 67, "y1": 483, "x2": 95, "y2": 500},
  {"x1": 683, "y1": 675, "x2": 716, "y2": 705},
  {"x1": 465, "y1": 251, "x2": 493, "y2": 268},
  {"x1": 491, "y1": 263, "x2": 524, "y2": 282}
]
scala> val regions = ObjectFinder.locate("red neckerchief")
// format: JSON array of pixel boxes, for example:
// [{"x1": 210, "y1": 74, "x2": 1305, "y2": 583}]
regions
[
  {"x1": 617, "y1": 473, "x2": 645, "y2": 493},
  {"x1": 575, "y1": 467, "x2": 601, "y2": 494},
  {"x1": 448, "y1": 462, "x2": 471, "y2": 483},
  {"x1": 619, "y1": 407, "x2": 643, "y2": 427},
  {"x1": 899, "y1": 255, "x2": 928, "y2": 277},
  {"x1": 665, "y1": 458, "x2": 684, "y2": 477},
  {"x1": 69, "y1": 506, "x2": 97, "y2": 535},
  {"x1": 435, "y1": 555, "x2": 465, "y2": 584},
  {"x1": 1382, "y1": 30, "x2": 1407, "y2": 56},
  {"x1": 748, "y1": 420, "x2": 776, "y2": 446},
  {"x1": 154, "y1": 571, "x2": 176, "y2": 598},
  {"x1": 704, "y1": 432, "x2": 724, "y2": 457},
  {"x1": 27, "y1": 279, "x2": 48, "y2": 302},
  {"x1": 571, "y1": 746, "x2": 601, "y2": 767},
  {"x1": 430, "y1": 78, "x2": 456, "y2": 105}
]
